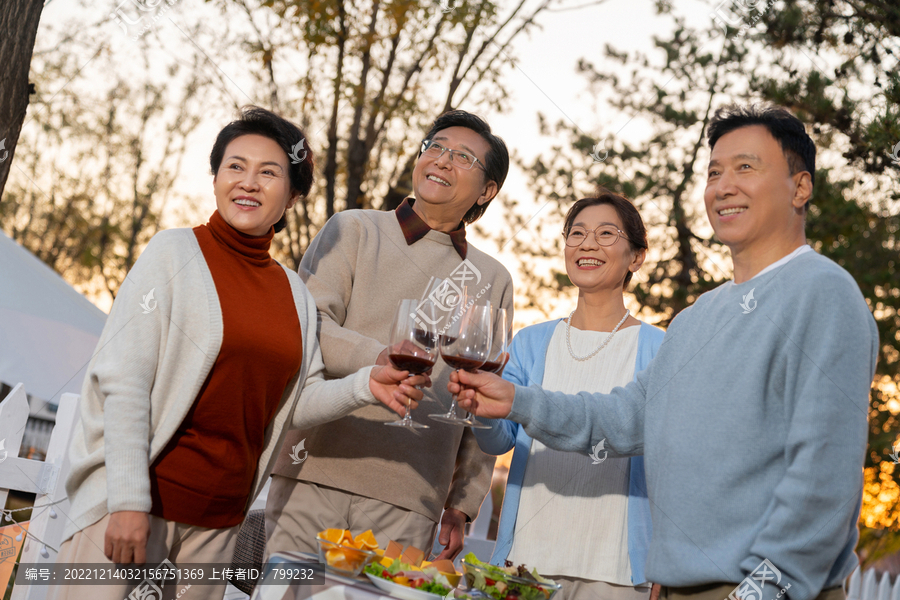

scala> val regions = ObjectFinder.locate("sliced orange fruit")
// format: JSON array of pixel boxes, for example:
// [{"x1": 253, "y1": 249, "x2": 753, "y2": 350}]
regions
[
  {"x1": 354, "y1": 529, "x2": 379, "y2": 551},
  {"x1": 325, "y1": 547, "x2": 353, "y2": 571},
  {"x1": 325, "y1": 545, "x2": 367, "y2": 571},
  {"x1": 319, "y1": 528, "x2": 353, "y2": 545}
]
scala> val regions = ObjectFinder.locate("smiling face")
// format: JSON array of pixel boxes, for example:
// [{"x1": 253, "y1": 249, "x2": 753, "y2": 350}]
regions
[
  {"x1": 704, "y1": 124, "x2": 811, "y2": 257},
  {"x1": 213, "y1": 134, "x2": 297, "y2": 237},
  {"x1": 564, "y1": 204, "x2": 645, "y2": 292},
  {"x1": 411, "y1": 126, "x2": 498, "y2": 224}
]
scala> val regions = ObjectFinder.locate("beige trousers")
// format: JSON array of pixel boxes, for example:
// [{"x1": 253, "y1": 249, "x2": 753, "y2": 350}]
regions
[
  {"x1": 46, "y1": 512, "x2": 240, "y2": 600},
  {"x1": 551, "y1": 575, "x2": 651, "y2": 600},
  {"x1": 264, "y1": 475, "x2": 438, "y2": 558},
  {"x1": 660, "y1": 582, "x2": 845, "y2": 600}
]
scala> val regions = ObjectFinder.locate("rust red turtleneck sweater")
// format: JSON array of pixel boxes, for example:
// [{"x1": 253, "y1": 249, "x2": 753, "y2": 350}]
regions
[{"x1": 149, "y1": 211, "x2": 303, "y2": 528}]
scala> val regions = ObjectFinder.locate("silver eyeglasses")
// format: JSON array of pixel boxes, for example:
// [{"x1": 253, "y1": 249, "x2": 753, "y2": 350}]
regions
[
  {"x1": 420, "y1": 139, "x2": 485, "y2": 171},
  {"x1": 564, "y1": 225, "x2": 628, "y2": 247}
]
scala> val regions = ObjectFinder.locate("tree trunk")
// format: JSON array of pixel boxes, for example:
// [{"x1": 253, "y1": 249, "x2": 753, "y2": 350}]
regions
[
  {"x1": 344, "y1": 1, "x2": 381, "y2": 212},
  {"x1": 324, "y1": 0, "x2": 346, "y2": 219},
  {"x1": 0, "y1": 0, "x2": 43, "y2": 199},
  {"x1": 381, "y1": 153, "x2": 416, "y2": 211},
  {"x1": 667, "y1": 67, "x2": 721, "y2": 316}
]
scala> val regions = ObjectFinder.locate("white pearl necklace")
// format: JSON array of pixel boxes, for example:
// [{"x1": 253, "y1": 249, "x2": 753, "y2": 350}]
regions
[{"x1": 565, "y1": 309, "x2": 630, "y2": 361}]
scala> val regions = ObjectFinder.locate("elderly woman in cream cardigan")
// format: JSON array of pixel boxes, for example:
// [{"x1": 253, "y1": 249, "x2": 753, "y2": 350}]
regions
[{"x1": 51, "y1": 107, "x2": 427, "y2": 600}]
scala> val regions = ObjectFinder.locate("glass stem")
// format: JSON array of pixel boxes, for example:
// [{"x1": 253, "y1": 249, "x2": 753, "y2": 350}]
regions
[{"x1": 447, "y1": 369, "x2": 461, "y2": 416}]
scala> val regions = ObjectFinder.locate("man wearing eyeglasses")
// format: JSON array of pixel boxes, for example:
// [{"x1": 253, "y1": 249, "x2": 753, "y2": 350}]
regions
[{"x1": 267, "y1": 110, "x2": 514, "y2": 560}]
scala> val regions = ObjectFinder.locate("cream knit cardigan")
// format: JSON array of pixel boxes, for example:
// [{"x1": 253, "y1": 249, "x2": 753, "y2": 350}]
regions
[{"x1": 63, "y1": 228, "x2": 376, "y2": 542}]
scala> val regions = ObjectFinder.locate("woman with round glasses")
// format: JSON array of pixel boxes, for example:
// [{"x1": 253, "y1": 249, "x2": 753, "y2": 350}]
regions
[{"x1": 472, "y1": 189, "x2": 663, "y2": 600}]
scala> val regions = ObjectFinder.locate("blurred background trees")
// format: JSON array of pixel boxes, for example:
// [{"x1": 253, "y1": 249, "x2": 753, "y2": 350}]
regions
[{"x1": 222, "y1": 0, "x2": 609, "y2": 267}]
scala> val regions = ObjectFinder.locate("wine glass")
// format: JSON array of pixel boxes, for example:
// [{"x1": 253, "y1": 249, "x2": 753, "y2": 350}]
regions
[
  {"x1": 385, "y1": 299, "x2": 438, "y2": 429},
  {"x1": 450, "y1": 306, "x2": 510, "y2": 428},
  {"x1": 480, "y1": 306, "x2": 510, "y2": 376},
  {"x1": 455, "y1": 306, "x2": 509, "y2": 428},
  {"x1": 430, "y1": 297, "x2": 492, "y2": 427}
]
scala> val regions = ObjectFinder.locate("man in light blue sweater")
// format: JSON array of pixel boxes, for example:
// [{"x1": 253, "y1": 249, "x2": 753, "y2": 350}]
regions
[{"x1": 451, "y1": 104, "x2": 879, "y2": 600}]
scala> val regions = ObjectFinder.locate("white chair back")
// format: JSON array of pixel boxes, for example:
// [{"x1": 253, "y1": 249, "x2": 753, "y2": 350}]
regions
[{"x1": 0, "y1": 383, "x2": 79, "y2": 600}]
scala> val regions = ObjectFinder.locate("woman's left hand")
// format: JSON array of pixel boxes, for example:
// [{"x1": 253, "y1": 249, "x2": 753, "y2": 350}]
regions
[{"x1": 369, "y1": 366, "x2": 430, "y2": 415}]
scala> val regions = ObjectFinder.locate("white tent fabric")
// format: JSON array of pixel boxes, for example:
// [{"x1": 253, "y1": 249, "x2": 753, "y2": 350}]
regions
[{"x1": 0, "y1": 230, "x2": 106, "y2": 405}]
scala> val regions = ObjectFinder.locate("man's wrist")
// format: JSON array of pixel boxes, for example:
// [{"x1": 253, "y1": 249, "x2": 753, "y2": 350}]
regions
[{"x1": 443, "y1": 507, "x2": 471, "y2": 523}]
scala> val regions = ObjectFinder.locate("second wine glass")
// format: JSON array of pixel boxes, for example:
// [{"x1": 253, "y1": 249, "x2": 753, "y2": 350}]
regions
[
  {"x1": 456, "y1": 306, "x2": 508, "y2": 428},
  {"x1": 430, "y1": 298, "x2": 492, "y2": 427},
  {"x1": 480, "y1": 306, "x2": 510, "y2": 375}
]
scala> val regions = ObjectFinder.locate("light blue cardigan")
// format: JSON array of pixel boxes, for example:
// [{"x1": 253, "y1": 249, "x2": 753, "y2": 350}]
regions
[{"x1": 473, "y1": 319, "x2": 664, "y2": 584}]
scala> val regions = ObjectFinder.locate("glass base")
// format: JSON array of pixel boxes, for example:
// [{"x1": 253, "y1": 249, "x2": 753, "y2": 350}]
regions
[
  {"x1": 385, "y1": 418, "x2": 429, "y2": 429},
  {"x1": 428, "y1": 413, "x2": 467, "y2": 425},
  {"x1": 428, "y1": 413, "x2": 491, "y2": 429}
]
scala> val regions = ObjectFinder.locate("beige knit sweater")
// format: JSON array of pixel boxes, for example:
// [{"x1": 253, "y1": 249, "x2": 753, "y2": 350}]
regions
[
  {"x1": 64, "y1": 228, "x2": 378, "y2": 542},
  {"x1": 273, "y1": 207, "x2": 514, "y2": 522}
]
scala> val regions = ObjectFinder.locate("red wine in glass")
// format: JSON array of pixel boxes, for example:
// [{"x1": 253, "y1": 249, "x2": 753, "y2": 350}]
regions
[
  {"x1": 479, "y1": 360, "x2": 504, "y2": 374},
  {"x1": 441, "y1": 356, "x2": 485, "y2": 371},
  {"x1": 388, "y1": 354, "x2": 436, "y2": 373},
  {"x1": 478, "y1": 307, "x2": 510, "y2": 377},
  {"x1": 413, "y1": 328, "x2": 435, "y2": 348}
]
